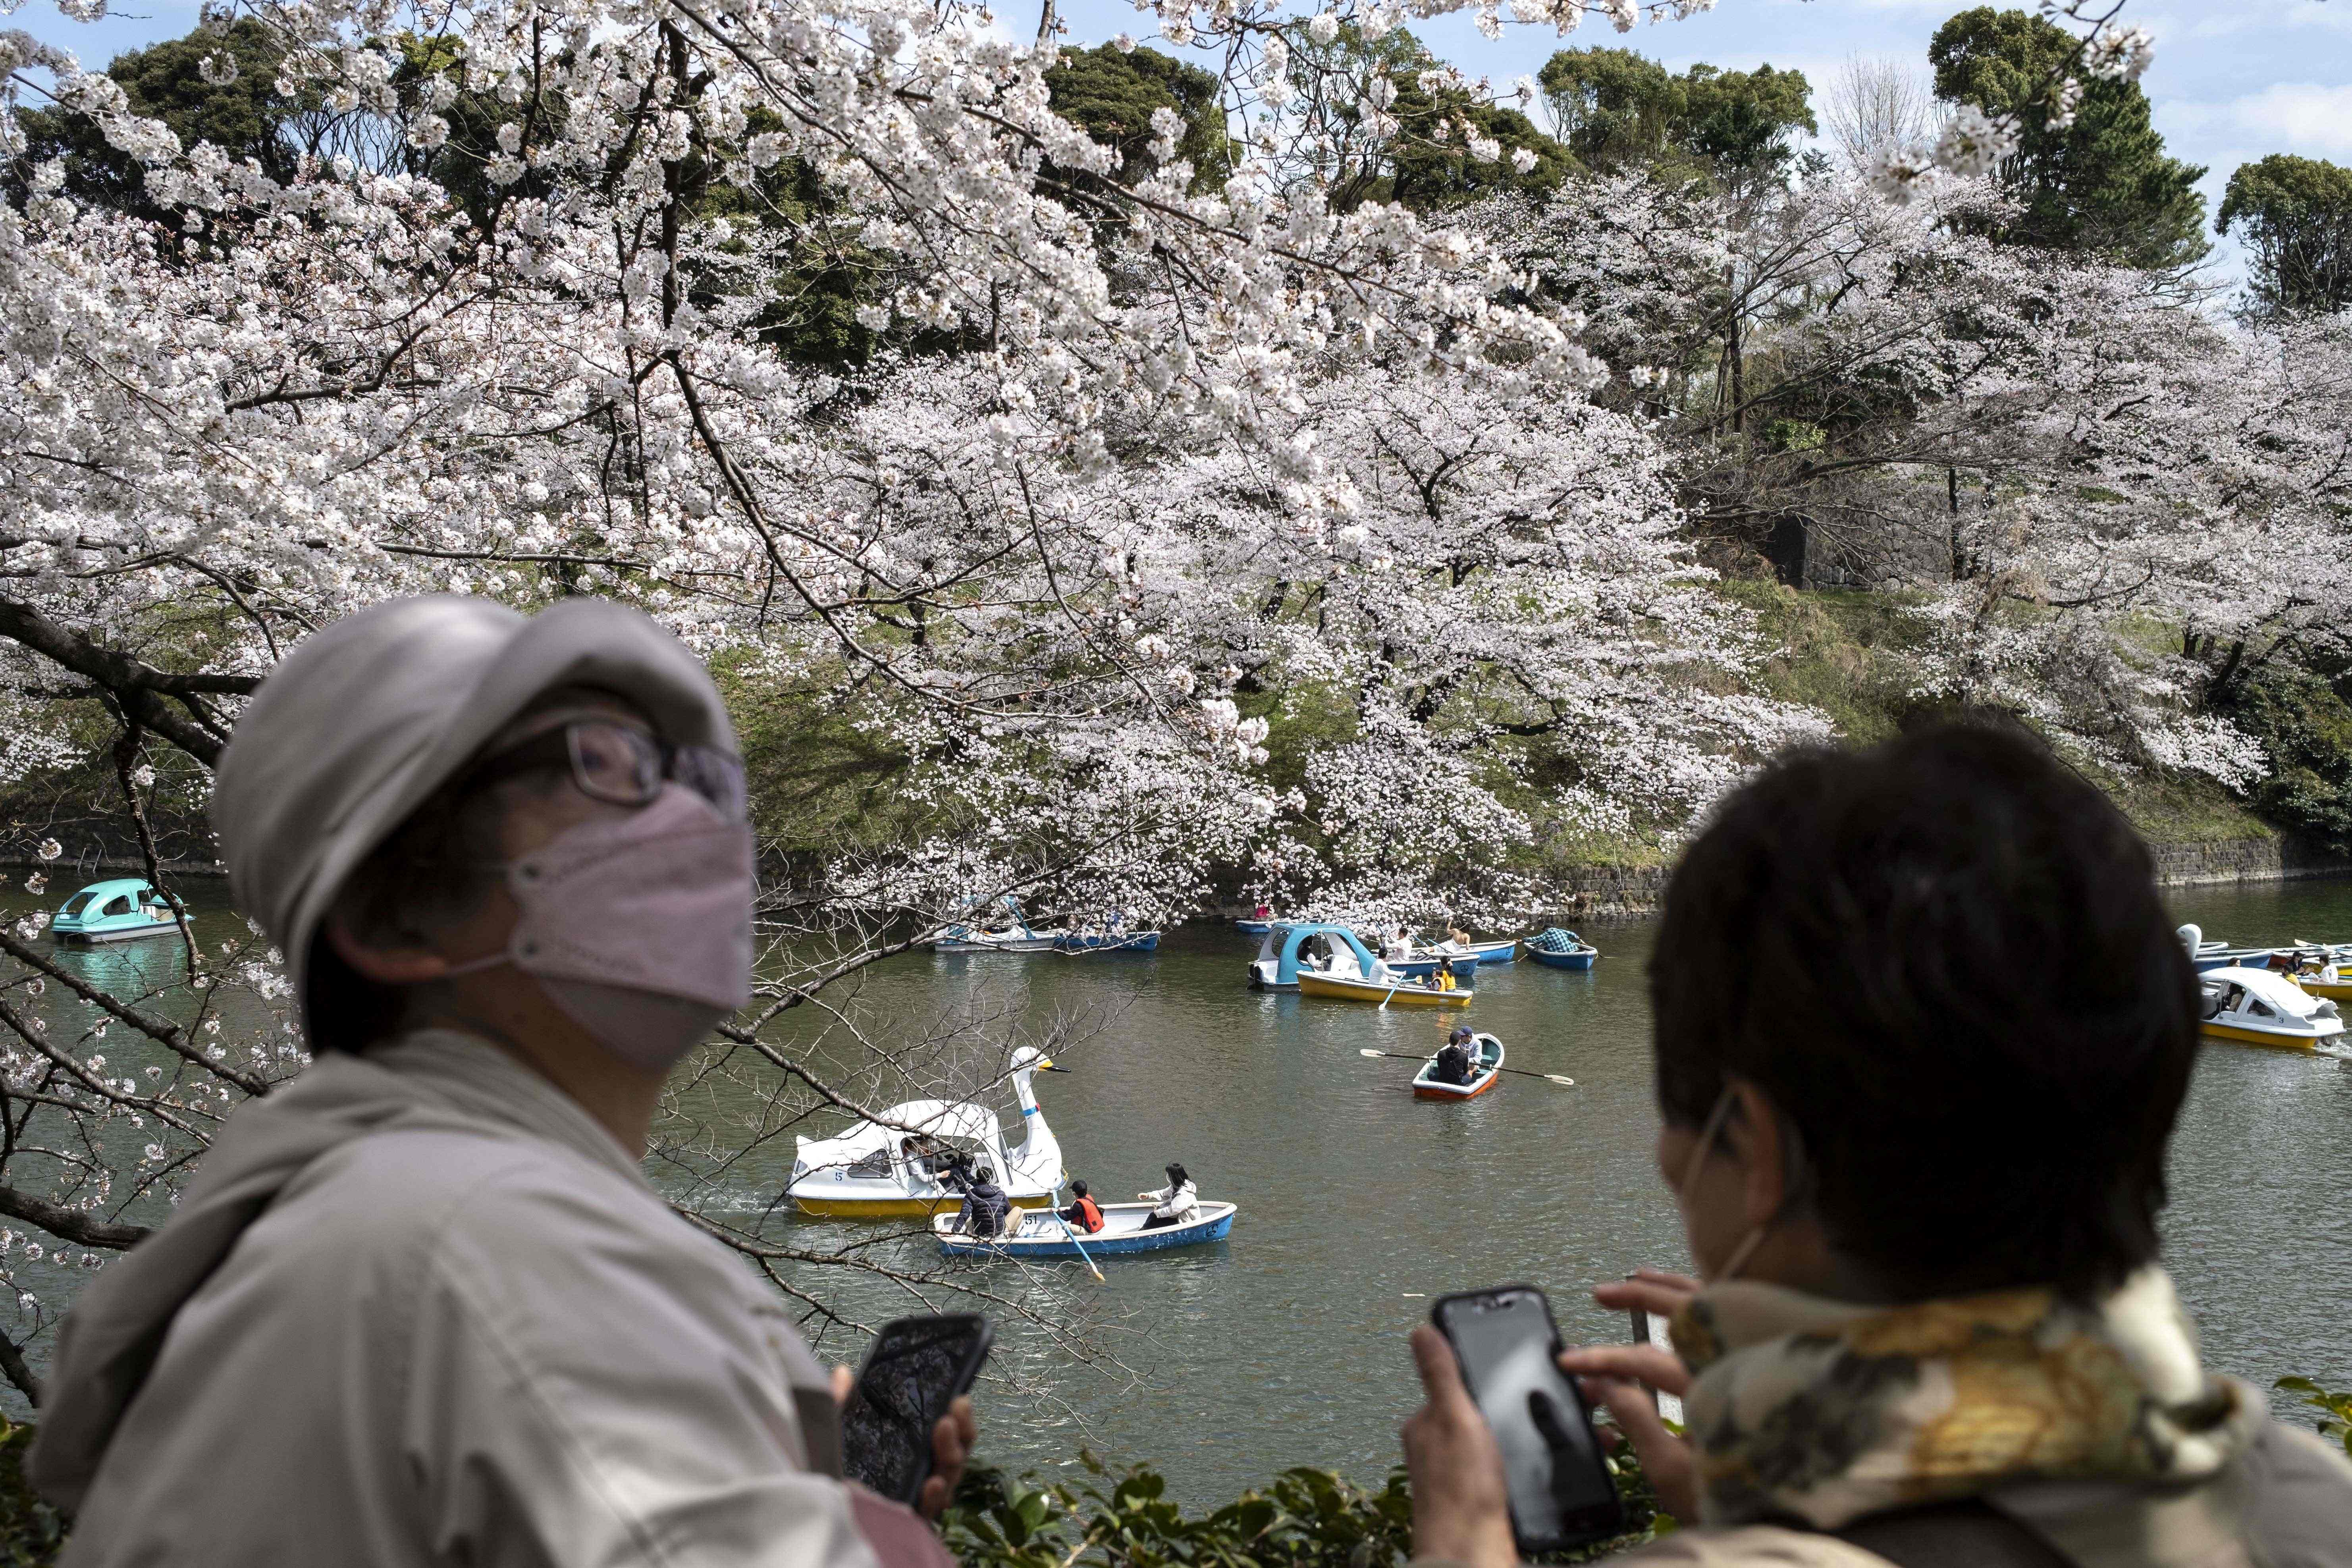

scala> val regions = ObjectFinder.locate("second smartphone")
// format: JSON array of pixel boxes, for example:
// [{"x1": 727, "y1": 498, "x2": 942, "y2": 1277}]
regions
[{"x1": 1430, "y1": 1286, "x2": 1623, "y2": 1554}]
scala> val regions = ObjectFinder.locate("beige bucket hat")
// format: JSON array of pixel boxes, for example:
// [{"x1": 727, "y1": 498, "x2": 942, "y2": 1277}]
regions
[{"x1": 209, "y1": 596, "x2": 737, "y2": 1031}]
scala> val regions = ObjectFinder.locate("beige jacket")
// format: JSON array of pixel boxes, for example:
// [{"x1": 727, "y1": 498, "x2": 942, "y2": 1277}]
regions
[
  {"x1": 1615, "y1": 1416, "x2": 2352, "y2": 1567},
  {"x1": 30, "y1": 1029, "x2": 917, "y2": 1568}
]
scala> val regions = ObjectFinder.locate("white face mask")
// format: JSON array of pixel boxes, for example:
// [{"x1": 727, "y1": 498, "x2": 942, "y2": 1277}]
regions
[
  {"x1": 1675, "y1": 1084, "x2": 1794, "y2": 1284},
  {"x1": 446, "y1": 784, "x2": 756, "y2": 1072}
]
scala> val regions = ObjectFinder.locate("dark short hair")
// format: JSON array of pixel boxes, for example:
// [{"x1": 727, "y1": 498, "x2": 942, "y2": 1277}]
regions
[
  {"x1": 1650, "y1": 720, "x2": 2196, "y2": 1302},
  {"x1": 1071, "y1": 1179, "x2": 1089, "y2": 1196}
]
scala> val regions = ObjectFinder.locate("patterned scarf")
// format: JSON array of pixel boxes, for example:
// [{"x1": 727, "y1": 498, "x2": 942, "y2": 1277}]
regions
[{"x1": 1668, "y1": 1267, "x2": 2264, "y2": 1528}]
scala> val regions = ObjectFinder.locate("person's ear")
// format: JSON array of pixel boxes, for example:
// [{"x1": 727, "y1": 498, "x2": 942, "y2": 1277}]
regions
[
  {"x1": 323, "y1": 911, "x2": 455, "y2": 985},
  {"x1": 1726, "y1": 1078, "x2": 1791, "y2": 1229}
]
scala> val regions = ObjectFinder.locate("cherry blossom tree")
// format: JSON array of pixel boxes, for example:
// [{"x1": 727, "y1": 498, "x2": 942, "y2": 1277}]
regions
[{"x1": 0, "y1": 0, "x2": 2172, "y2": 1400}]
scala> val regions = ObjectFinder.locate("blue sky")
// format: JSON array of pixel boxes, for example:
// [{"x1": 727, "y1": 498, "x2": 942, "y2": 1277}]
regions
[{"x1": 16, "y1": 0, "x2": 2350, "y2": 283}]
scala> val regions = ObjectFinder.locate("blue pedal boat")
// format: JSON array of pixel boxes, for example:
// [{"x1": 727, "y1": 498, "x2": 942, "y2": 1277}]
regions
[
  {"x1": 52, "y1": 879, "x2": 179, "y2": 944},
  {"x1": 935, "y1": 1200, "x2": 1236, "y2": 1259},
  {"x1": 1524, "y1": 928, "x2": 1600, "y2": 971}
]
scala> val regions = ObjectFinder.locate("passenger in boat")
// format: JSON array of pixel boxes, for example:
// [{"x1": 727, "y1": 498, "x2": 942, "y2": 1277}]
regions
[
  {"x1": 28, "y1": 599, "x2": 977, "y2": 1568},
  {"x1": 1137, "y1": 1162, "x2": 1199, "y2": 1230},
  {"x1": 1384, "y1": 926, "x2": 1414, "y2": 962},
  {"x1": 1058, "y1": 1179, "x2": 1106, "y2": 1234},
  {"x1": 1433, "y1": 1026, "x2": 1476, "y2": 1086},
  {"x1": 952, "y1": 1156, "x2": 1010, "y2": 1238},
  {"x1": 900, "y1": 1134, "x2": 942, "y2": 1182},
  {"x1": 1400, "y1": 721, "x2": 2352, "y2": 1568}
]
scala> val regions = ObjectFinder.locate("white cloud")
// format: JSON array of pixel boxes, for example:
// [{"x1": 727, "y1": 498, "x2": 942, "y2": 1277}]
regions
[{"x1": 2163, "y1": 83, "x2": 2352, "y2": 163}]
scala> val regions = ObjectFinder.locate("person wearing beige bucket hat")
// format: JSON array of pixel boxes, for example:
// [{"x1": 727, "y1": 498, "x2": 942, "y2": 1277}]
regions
[{"x1": 27, "y1": 596, "x2": 974, "y2": 1568}]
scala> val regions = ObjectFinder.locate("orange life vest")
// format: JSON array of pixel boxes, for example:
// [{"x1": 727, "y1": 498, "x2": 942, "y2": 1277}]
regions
[{"x1": 1074, "y1": 1195, "x2": 1105, "y2": 1233}]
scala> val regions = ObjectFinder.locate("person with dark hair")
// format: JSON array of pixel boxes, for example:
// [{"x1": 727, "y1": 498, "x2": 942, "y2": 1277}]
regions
[
  {"x1": 1434, "y1": 1025, "x2": 1475, "y2": 1086},
  {"x1": 1138, "y1": 1162, "x2": 1198, "y2": 1231},
  {"x1": 952, "y1": 1155, "x2": 1010, "y2": 1238},
  {"x1": 28, "y1": 597, "x2": 977, "y2": 1566},
  {"x1": 1401, "y1": 721, "x2": 2352, "y2": 1566},
  {"x1": 1058, "y1": 1178, "x2": 1106, "y2": 1234}
]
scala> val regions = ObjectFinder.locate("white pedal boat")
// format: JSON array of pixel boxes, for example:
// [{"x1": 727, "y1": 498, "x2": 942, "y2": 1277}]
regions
[
  {"x1": 787, "y1": 1046, "x2": 1068, "y2": 1217},
  {"x1": 2197, "y1": 966, "x2": 2344, "y2": 1051}
]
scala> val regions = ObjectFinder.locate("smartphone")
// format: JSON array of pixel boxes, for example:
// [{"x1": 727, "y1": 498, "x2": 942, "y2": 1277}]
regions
[
  {"x1": 1431, "y1": 1286, "x2": 1622, "y2": 1554},
  {"x1": 839, "y1": 1313, "x2": 993, "y2": 1504},
  {"x1": 1627, "y1": 1301, "x2": 1685, "y2": 1425}
]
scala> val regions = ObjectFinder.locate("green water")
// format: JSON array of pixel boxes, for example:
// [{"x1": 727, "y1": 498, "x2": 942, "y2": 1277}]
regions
[
  {"x1": 7, "y1": 876, "x2": 2351, "y2": 1506},
  {"x1": 760, "y1": 880, "x2": 2352, "y2": 1502}
]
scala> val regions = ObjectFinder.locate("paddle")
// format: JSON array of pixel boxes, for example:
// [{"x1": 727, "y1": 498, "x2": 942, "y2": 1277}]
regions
[
  {"x1": 1358, "y1": 1048, "x2": 1576, "y2": 1087},
  {"x1": 1050, "y1": 1206, "x2": 1107, "y2": 1283}
]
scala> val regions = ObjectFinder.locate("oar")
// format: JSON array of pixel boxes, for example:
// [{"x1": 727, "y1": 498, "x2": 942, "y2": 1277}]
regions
[
  {"x1": 1358, "y1": 1048, "x2": 1576, "y2": 1087},
  {"x1": 1050, "y1": 1205, "x2": 1107, "y2": 1283}
]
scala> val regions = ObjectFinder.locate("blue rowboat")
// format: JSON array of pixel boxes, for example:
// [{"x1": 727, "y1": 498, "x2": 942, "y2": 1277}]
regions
[
  {"x1": 1054, "y1": 931, "x2": 1161, "y2": 953},
  {"x1": 1525, "y1": 928, "x2": 1600, "y2": 970},
  {"x1": 1234, "y1": 918, "x2": 1275, "y2": 935},
  {"x1": 935, "y1": 1200, "x2": 1236, "y2": 1259},
  {"x1": 52, "y1": 879, "x2": 179, "y2": 944}
]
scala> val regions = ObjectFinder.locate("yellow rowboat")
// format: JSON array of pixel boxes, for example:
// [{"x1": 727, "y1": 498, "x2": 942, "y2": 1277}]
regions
[
  {"x1": 2296, "y1": 973, "x2": 2352, "y2": 1004},
  {"x1": 2198, "y1": 967, "x2": 2344, "y2": 1052},
  {"x1": 1297, "y1": 971, "x2": 1471, "y2": 1007}
]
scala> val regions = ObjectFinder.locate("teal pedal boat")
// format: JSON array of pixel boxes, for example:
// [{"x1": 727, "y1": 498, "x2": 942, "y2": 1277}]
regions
[{"x1": 52, "y1": 878, "x2": 179, "y2": 944}]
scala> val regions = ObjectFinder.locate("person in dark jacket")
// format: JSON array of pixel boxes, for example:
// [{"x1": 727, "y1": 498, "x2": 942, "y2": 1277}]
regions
[
  {"x1": 951, "y1": 1157, "x2": 1009, "y2": 1238},
  {"x1": 1433, "y1": 1026, "x2": 1475, "y2": 1086}
]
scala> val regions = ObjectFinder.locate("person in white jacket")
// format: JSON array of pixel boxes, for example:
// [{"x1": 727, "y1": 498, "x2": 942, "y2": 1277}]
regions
[
  {"x1": 29, "y1": 597, "x2": 977, "y2": 1568},
  {"x1": 1137, "y1": 1162, "x2": 1199, "y2": 1231}
]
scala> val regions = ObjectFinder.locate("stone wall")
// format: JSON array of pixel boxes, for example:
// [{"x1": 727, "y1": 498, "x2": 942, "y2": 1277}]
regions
[{"x1": 2147, "y1": 837, "x2": 2352, "y2": 887}]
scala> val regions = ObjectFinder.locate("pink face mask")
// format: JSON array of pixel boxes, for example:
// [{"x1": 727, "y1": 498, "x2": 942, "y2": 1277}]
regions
[{"x1": 449, "y1": 784, "x2": 756, "y2": 1072}]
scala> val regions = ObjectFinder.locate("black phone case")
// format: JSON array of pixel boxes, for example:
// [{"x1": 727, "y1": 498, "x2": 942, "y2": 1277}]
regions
[
  {"x1": 848, "y1": 1313, "x2": 995, "y2": 1505},
  {"x1": 1430, "y1": 1286, "x2": 1624, "y2": 1554}
]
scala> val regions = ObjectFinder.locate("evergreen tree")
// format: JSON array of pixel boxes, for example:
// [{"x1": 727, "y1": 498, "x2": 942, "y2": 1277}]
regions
[
  {"x1": 1045, "y1": 44, "x2": 1231, "y2": 191},
  {"x1": 1536, "y1": 47, "x2": 1813, "y2": 195},
  {"x1": 1929, "y1": 6, "x2": 2206, "y2": 269},
  {"x1": 2219, "y1": 154, "x2": 2352, "y2": 317},
  {"x1": 13, "y1": 19, "x2": 294, "y2": 214}
]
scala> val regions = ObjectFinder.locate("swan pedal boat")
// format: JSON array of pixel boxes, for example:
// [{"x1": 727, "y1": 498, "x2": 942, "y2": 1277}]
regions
[
  {"x1": 934, "y1": 1200, "x2": 1237, "y2": 1259},
  {"x1": 2198, "y1": 967, "x2": 2344, "y2": 1051},
  {"x1": 1523, "y1": 928, "x2": 1599, "y2": 971},
  {"x1": 787, "y1": 1047, "x2": 1067, "y2": 1217},
  {"x1": 1297, "y1": 970, "x2": 1471, "y2": 1007},
  {"x1": 1413, "y1": 1033, "x2": 1504, "y2": 1100}
]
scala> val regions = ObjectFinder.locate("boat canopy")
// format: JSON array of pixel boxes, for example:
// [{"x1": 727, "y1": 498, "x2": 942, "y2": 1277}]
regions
[
  {"x1": 2207, "y1": 966, "x2": 2333, "y2": 1020},
  {"x1": 1254, "y1": 922, "x2": 1381, "y2": 987}
]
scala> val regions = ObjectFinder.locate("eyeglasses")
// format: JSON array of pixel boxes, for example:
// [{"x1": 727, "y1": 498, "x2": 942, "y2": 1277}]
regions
[{"x1": 463, "y1": 718, "x2": 747, "y2": 823}]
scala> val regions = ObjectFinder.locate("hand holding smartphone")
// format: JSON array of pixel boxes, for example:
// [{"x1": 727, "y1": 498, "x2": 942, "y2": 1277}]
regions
[
  {"x1": 840, "y1": 1313, "x2": 993, "y2": 1506},
  {"x1": 1430, "y1": 1286, "x2": 1623, "y2": 1554}
]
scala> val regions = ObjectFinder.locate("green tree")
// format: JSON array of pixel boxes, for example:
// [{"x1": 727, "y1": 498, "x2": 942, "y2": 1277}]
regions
[
  {"x1": 1045, "y1": 43, "x2": 1231, "y2": 192},
  {"x1": 1929, "y1": 6, "x2": 2207, "y2": 268},
  {"x1": 2219, "y1": 154, "x2": 2352, "y2": 317},
  {"x1": 1535, "y1": 47, "x2": 1683, "y2": 171},
  {"x1": 1299, "y1": 25, "x2": 1570, "y2": 211},
  {"x1": 1535, "y1": 48, "x2": 1814, "y2": 195},
  {"x1": 13, "y1": 19, "x2": 293, "y2": 213},
  {"x1": 1678, "y1": 62, "x2": 1816, "y2": 196}
]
